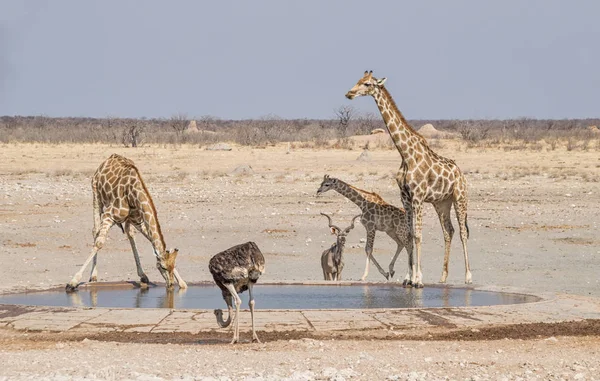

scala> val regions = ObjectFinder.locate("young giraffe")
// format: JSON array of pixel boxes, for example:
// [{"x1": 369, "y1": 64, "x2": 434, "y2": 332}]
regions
[
  {"x1": 345, "y1": 71, "x2": 472, "y2": 285},
  {"x1": 66, "y1": 154, "x2": 187, "y2": 291},
  {"x1": 317, "y1": 175, "x2": 416, "y2": 285}
]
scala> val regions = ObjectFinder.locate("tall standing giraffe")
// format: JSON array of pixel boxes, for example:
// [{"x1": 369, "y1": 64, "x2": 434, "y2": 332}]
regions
[
  {"x1": 345, "y1": 71, "x2": 472, "y2": 285},
  {"x1": 66, "y1": 154, "x2": 187, "y2": 291},
  {"x1": 317, "y1": 175, "x2": 415, "y2": 285}
]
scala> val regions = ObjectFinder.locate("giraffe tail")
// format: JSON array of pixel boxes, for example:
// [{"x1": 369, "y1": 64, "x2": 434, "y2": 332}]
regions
[
  {"x1": 117, "y1": 223, "x2": 125, "y2": 234},
  {"x1": 465, "y1": 214, "x2": 470, "y2": 239}
]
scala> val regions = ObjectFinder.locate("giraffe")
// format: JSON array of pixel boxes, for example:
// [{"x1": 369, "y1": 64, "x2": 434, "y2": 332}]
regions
[
  {"x1": 317, "y1": 175, "x2": 416, "y2": 286},
  {"x1": 66, "y1": 154, "x2": 187, "y2": 292},
  {"x1": 345, "y1": 70, "x2": 472, "y2": 285}
]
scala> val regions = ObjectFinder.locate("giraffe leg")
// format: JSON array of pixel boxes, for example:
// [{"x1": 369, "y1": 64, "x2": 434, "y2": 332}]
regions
[
  {"x1": 173, "y1": 268, "x2": 188, "y2": 289},
  {"x1": 248, "y1": 282, "x2": 261, "y2": 343},
  {"x1": 224, "y1": 283, "x2": 242, "y2": 344},
  {"x1": 362, "y1": 229, "x2": 389, "y2": 281},
  {"x1": 412, "y1": 202, "x2": 424, "y2": 288},
  {"x1": 454, "y1": 196, "x2": 472, "y2": 284},
  {"x1": 386, "y1": 230, "x2": 404, "y2": 281},
  {"x1": 434, "y1": 199, "x2": 454, "y2": 283},
  {"x1": 388, "y1": 243, "x2": 403, "y2": 284},
  {"x1": 89, "y1": 254, "x2": 98, "y2": 282},
  {"x1": 89, "y1": 190, "x2": 102, "y2": 282},
  {"x1": 405, "y1": 235, "x2": 416, "y2": 286},
  {"x1": 125, "y1": 223, "x2": 150, "y2": 285},
  {"x1": 67, "y1": 215, "x2": 114, "y2": 292}
]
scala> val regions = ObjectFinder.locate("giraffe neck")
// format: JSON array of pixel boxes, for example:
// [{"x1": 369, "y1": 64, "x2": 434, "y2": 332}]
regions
[
  {"x1": 372, "y1": 86, "x2": 426, "y2": 167},
  {"x1": 134, "y1": 179, "x2": 167, "y2": 255},
  {"x1": 332, "y1": 180, "x2": 368, "y2": 210}
]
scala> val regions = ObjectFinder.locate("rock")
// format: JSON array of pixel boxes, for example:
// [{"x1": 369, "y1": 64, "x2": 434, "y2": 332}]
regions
[
  {"x1": 418, "y1": 123, "x2": 441, "y2": 138},
  {"x1": 371, "y1": 128, "x2": 386, "y2": 135},
  {"x1": 230, "y1": 165, "x2": 254, "y2": 176},
  {"x1": 185, "y1": 120, "x2": 198, "y2": 133},
  {"x1": 205, "y1": 143, "x2": 232, "y2": 151}
]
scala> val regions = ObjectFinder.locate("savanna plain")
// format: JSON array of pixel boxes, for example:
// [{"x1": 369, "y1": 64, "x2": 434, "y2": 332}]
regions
[{"x1": 1, "y1": 133, "x2": 600, "y2": 380}]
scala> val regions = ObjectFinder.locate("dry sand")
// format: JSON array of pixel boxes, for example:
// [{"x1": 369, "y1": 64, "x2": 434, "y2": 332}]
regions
[{"x1": 1, "y1": 141, "x2": 599, "y2": 380}]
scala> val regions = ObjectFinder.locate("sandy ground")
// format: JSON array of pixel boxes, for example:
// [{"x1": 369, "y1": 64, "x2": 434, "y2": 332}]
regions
[{"x1": 1, "y1": 141, "x2": 599, "y2": 380}]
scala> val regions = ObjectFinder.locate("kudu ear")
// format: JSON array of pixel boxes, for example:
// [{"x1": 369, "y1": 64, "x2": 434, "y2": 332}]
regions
[{"x1": 330, "y1": 227, "x2": 340, "y2": 235}]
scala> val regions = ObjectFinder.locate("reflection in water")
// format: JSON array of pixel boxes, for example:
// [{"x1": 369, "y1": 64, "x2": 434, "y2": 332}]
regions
[
  {"x1": 67, "y1": 287, "x2": 98, "y2": 308},
  {"x1": 442, "y1": 287, "x2": 451, "y2": 308},
  {"x1": 464, "y1": 288, "x2": 472, "y2": 306},
  {"x1": 361, "y1": 284, "x2": 425, "y2": 309},
  {"x1": 134, "y1": 288, "x2": 150, "y2": 308},
  {"x1": 157, "y1": 288, "x2": 187, "y2": 309},
  {"x1": 410, "y1": 287, "x2": 423, "y2": 308},
  {"x1": 0, "y1": 284, "x2": 539, "y2": 310}
]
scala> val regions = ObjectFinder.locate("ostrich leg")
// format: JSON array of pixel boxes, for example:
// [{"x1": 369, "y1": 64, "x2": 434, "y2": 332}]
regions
[{"x1": 248, "y1": 282, "x2": 260, "y2": 343}]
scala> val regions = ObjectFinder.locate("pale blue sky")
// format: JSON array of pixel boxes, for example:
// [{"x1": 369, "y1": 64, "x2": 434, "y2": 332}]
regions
[{"x1": 1, "y1": 1, "x2": 599, "y2": 120}]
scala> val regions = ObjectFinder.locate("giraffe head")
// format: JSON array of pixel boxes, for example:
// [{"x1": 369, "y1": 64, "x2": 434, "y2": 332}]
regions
[
  {"x1": 157, "y1": 248, "x2": 179, "y2": 289},
  {"x1": 345, "y1": 70, "x2": 387, "y2": 100},
  {"x1": 320, "y1": 212, "x2": 361, "y2": 247},
  {"x1": 316, "y1": 174, "x2": 338, "y2": 196}
]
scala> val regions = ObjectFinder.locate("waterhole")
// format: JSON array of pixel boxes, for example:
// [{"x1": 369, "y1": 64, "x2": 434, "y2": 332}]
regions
[{"x1": 0, "y1": 282, "x2": 539, "y2": 309}]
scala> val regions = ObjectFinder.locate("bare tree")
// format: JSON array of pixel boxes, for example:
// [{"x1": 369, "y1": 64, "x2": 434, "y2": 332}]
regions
[
  {"x1": 457, "y1": 120, "x2": 490, "y2": 143},
  {"x1": 334, "y1": 105, "x2": 355, "y2": 137},
  {"x1": 199, "y1": 115, "x2": 220, "y2": 132},
  {"x1": 122, "y1": 122, "x2": 145, "y2": 147},
  {"x1": 355, "y1": 111, "x2": 383, "y2": 135},
  {"x1": 170, "y1": 113, "x2": 189, "y2": 138}
]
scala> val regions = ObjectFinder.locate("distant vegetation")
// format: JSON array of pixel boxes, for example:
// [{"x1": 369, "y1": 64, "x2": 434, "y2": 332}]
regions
[{"x1": 1, "y1": 110, "x2": 599, "y2": 152}]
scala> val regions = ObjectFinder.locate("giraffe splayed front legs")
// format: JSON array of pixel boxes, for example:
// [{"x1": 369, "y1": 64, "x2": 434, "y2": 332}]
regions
[{"x1": 66, "y1": 154, "x2": 187, "y2": 292}]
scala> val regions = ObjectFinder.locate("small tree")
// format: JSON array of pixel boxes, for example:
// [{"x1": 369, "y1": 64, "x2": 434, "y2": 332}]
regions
[
  {"x1": 199, "y1": 115, "x2": 219, "y2": 132},
  {"x1": 170, "y1": 113, "x2": 189, "y2": 138},
  {"x1": 334, "y1": 105, "x2": 355, "y2": 137},
  {"x1": 122, "y1": 122, "x2": 145, "y2": 147},
  {"x1": 355, "y1": 111, "x2": 382, "y2": 135}
]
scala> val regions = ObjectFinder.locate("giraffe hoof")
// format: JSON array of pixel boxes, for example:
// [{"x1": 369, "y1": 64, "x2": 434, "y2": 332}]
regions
[
  {"x1": 89, "y1": 276, "x2": 97, "y2": 283},
  {"x1": 252, "y1": 337, "x2": 262, "y2": 344},
  {"x1": 65, "y1": 284, "x2": 78, "y2": 293},
  {"x1": 414, "y1": 282, "x2": 424, "y2": 289},
  {"x1": 402, "y1": 279, "x2": 412, "y2": 288}
]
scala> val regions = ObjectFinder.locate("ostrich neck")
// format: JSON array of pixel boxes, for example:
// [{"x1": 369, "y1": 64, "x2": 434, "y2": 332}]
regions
[{"x1": 215, "y1": 308, "x2": 232, "y2": 328}]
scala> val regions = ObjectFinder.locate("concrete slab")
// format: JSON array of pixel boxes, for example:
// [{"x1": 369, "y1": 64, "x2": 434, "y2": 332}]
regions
[
  {"x1": 85, "y1": 308, "x2": 170, "y2": 326},
  {"x1": 301, "y1": 310, "x2": 383, "y2": 331}
]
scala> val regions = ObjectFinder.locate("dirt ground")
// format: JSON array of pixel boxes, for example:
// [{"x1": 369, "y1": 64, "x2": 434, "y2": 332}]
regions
[{"x1": 1, "y1": 141, "x2": 599, "y2": 380}]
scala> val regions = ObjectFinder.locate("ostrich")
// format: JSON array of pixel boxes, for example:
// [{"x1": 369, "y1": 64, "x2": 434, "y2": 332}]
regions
[
  {"x1": 320, "y1": 213, "x2": 361, "y2": 281},
  {"x1": 209, "y1": 241, "x2": 265, "y2": 344}
]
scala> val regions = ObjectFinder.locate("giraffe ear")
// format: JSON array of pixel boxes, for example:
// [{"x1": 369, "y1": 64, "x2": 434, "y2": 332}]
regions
[{"x1": 376, "y1": 77, "x2": 387, "y2": 85}]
